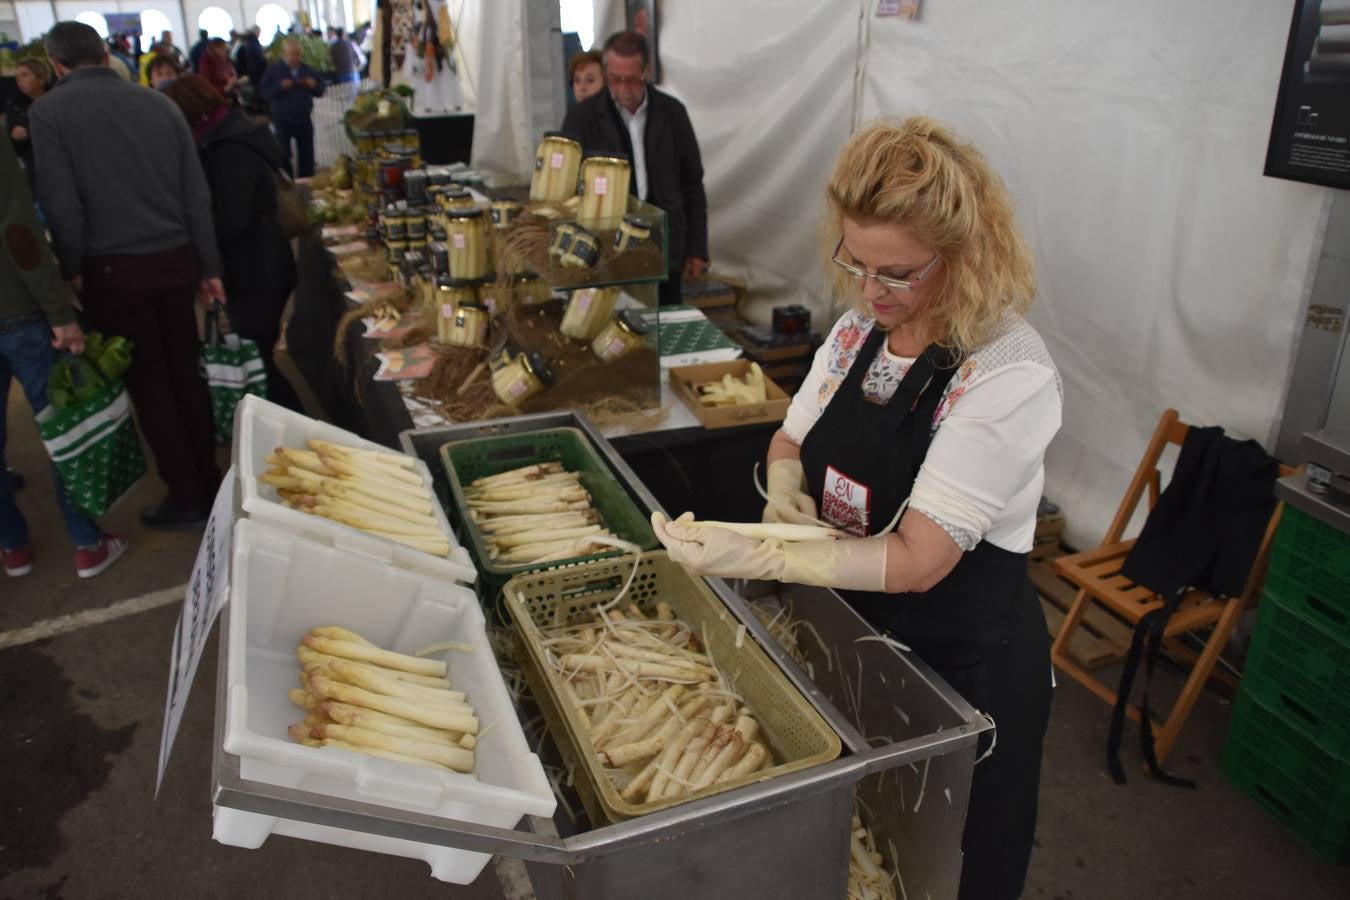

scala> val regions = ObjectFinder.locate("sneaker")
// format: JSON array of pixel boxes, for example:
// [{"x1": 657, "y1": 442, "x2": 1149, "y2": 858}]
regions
[
  {"x1": 140, "y1": 499, "x2": 211, "y2": 531},
  {"x1": 75, "y1": 535, "x2": 129, "y2": 579},
  {"x1": 3, "y1": 544, "x2": 33, "y2": 577}
]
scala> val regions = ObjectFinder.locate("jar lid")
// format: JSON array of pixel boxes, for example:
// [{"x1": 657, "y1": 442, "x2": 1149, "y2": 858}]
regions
[
  {"x1": 622, "y1": 215, "x2": 652, "y2": 230},
  {"x1": 457, "y1": 301, "x2": 487, "y2": 311},
  {"x1": 616, "y1": 309, "x2": 650, "y2": 336},
  {"x1": 444, "y1": 207, "x2": 485, "y2": 219},
  {"x1": 584, "y1": 151, "x2": 629, "y2": 163},
  {"x1": 542, "y1": 131, "x2": 582, "y2": 145},
  {"x1": 521, "y1": 351, "x2": 555, "y2": 385},
  {"x1": 438, "y1": 277, "x2": 480, "y2": 289}
]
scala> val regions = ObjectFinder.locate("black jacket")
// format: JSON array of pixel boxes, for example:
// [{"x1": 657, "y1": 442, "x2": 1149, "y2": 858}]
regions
[
  {"x1": 197, "y1": 109, "x2": 296, "y2": 305},
  {"x1": 1121, "y1": 426, "x2": 1278, "y2": 598},
  {"x1": 561, "y1": 87, "x2": 708, "y2": 265}
]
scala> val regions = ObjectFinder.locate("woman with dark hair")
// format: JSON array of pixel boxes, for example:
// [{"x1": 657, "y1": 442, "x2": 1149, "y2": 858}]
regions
[
  {"x1": 162, "y1": 74, "x2": 302, "y2": 410},
  {"x1": 198, "y1": 39, "x2": 238, "y2": 99},
  {"x1": 568, "y1": 49, "x2": 604, "y2": 105},
  {"x1": 6, "y1": 58, "x2": 52, "y2": 191},
  {"x1": 147, "y1": 53, "x2": 183, "y2": 90}
]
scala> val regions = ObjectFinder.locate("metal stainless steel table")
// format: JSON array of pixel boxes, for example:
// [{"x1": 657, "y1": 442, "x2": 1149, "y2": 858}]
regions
[{"x1": 209, "y1": 412, "x2": 989, "y2": 899}]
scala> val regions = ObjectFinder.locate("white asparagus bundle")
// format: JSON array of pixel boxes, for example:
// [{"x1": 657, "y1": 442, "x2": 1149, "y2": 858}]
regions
[
  {"x1": 262, "y1": 439, "x2": 450, "y2": 557},
  {"x1": 541, "y1": 605, "x2": 774, "y2": 806},
  {"x1": 696, "y1": 362, "x2": 768, "y2": 407},
  {"x1": 285, "y1": 626, "x2": 479, "y2": 772},
  {"x1": 462, "y1": 460, "x2": 620, "y2": 566}
]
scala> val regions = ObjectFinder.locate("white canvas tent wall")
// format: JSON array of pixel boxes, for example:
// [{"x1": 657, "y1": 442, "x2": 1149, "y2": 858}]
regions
[{"x1": 474, "y1": 0, "x2": 1327, "y2": 550}]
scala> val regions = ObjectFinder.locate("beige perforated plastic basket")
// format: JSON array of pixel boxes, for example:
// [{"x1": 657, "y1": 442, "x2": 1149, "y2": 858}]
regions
[{"x1": 504, "y1": 551, "x2": 843, "y2": 823}]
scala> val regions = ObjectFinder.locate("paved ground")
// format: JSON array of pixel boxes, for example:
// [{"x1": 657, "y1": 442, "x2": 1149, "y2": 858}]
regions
[{"x1": 3, "y1": 376, "x2": 1349, "y2": 898}]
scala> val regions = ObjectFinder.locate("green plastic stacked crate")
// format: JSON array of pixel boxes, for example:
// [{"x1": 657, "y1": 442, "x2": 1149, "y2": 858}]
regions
[
  {"x1": 439, "y1": 427, "x2": 659, "y2": 603},
  {"x1": 1224, "y1": 506, "x2": 1350, "y2": 860}
]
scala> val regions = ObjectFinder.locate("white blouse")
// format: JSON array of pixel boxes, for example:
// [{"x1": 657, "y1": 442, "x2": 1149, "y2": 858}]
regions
[{"x1": 781, "y1": 309, "x2": 1062, "y2": 553}]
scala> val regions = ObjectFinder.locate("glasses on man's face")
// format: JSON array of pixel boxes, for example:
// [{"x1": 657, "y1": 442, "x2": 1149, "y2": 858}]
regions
[
  {"x1": 831, "y1": 236, "x2": 941, "y2": 291},
  {"x1": 607, "y1": 73, "x2": 645, "y2": 87}
]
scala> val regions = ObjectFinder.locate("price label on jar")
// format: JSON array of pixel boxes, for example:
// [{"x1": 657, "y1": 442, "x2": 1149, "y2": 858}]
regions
[
  {"x1": 441, "y1": 303, "x2": 455, "y2": 318},
  {"x1": 575, "y1": 291, "x2": 593, "y2": 312},
  {"x1": 606, "y1": 338, "x2": 626, "y2": 357},
  {"x1": 453, "y1": 234, "x2": 466, "y2": 249},
  {"x1": 550, "y1": 152, "x2": 565, "y2": 169},
  {"x1": 509, "y1": 380, "x2": 527, "y2": 397},
  {"x1": 594, "y1": 176, "x2": 608, "y2": 196}
]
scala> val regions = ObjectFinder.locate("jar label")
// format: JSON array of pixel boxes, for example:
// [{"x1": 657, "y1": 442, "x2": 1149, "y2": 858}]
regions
[
  {"x1": 441, "y1": 304, "x2": 455, "y2": 318},
  {"x1": 594, "y1": 176, "x2": 608, "y2": 196},
  {"x1": 575, "y1": 291, "x2": 593, "y2": 312},
  {"x1": 551, "y1": 152, "x2": 565, "y2": 169},
  {"x1": 453, "y1": 234, "x2": 466, "y2": 249},
  {"x1": 509, "y1": 379, "x2": 527, "y2": 397},
  {"x1": 606, "y1": 338, "x2": 626, "y2": 356}
]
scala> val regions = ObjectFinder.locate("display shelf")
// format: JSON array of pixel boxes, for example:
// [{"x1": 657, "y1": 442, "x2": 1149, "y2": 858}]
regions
[{"x1": 533, "y1": 198, "x2": 669, "y2": 292}]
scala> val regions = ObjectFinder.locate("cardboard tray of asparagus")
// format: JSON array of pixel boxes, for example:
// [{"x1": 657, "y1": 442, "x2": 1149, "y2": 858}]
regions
[
  {"x1": 503, "y1": 552, "x2": 842, "y2": 823},
  {"x1": 235, "y1": 395, "x2": 476, "y2": 584}
]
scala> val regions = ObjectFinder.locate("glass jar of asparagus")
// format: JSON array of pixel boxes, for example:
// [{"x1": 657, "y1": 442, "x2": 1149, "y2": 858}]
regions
[
  {"x1": 530, "y1": 132, "x2": 583, "y2": 202},
  {"x1": 591, "y1": 309, "x2": 650, "y2": 362},
  {"x1": 443, "y1": 301, "x2": 490, "y2": 349},
  {"x1": 559, "y1": 287, "x2": 621, "y2": 341},
  {"x1": 577, "y1": 153, "x2": 631, "y2": 232},
  {"x1": 613, "y1": 214, "x2": 652, "y2": 252},
  {"x1": 513, "y1": 273, "x2": 554, "y2": 306},
  {"x1": 492, "y1": 351, "x2": 554, "y2": 406},
  {"x1": 550, "y1": 222, "x2": 601, "y2": 269},
  {"x1": 444, "y1": 209, "x2": 490, "y2": 280},
  {"x1": 435, "y1": 278, "x2": 480, "y2": 344}
]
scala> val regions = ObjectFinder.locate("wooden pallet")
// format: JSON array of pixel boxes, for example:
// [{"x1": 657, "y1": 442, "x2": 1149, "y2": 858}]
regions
[{"x1": 1029, "y1": 556, "x2": 1131, "y2": 670}]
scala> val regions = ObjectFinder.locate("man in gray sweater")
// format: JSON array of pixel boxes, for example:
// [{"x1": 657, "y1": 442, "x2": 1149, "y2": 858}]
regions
[{"x1": 31, "y1": 21, "x2": 224, "y2": 529}]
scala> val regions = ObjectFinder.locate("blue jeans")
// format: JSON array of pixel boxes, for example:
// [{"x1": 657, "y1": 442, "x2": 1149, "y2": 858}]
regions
[{"x1": 0, "y1": 317, "x2": 103, "y2": 550}]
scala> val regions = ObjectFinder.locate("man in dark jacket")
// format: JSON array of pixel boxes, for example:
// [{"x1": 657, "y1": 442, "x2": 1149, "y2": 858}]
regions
[
  {"x1": 258, "y1": 37, "x2": 326, "y2": 178},
  {"x1": 561, "y1": 31, "x2": 708, "y2": 306},
  {"x1": 31, "y1": 21, "x2": 223, "y2": 529},
  {"x1": 188, "y1": 28, "x2": 209, "y2": 72},
  {"x1": 234, "y1": 27, "x2": 268, "y2": 85}
]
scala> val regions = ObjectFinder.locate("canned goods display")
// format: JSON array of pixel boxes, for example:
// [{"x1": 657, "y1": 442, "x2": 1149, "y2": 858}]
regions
[
  {"x1": 438, "y1": 187, "x2": 477, "y2": 212},
  {"x1": 443, "y1": 208, "x2": 490, "y2": 280},
  {"x1": 591, "y1": 309, "x2": 651, "y2": 361},
  {"x1": 529, "y1": 132, "x2": 583, "y2": 203},
  {"x1": 613, "y1": 214, "x2": 652, "y2": 252},
  {"x1": 434, "y1": 278, "x2": 479, "y2": 343},
  {"x1": 429, "y1": 241, "x2": 449, "y2": 276},
  {"x1": 381, "y1": 206, "x2": 408, "y2": 241},
  {"x1": 514, "y1": 273, "x2": 554, "y2": 306},
  {"x1": 490, "y1": 199, "x2": 522, "y2": 230},
  {"x1": 443, "y1": 302, "x2": 489, "y2": 348},
  {"x1": 559, "y1": 229, "x2": 601, "y2": 269},
  {"x1": 577, "y1": 153, "x2": 631, "y2": 232},
  {"x1": 492, "y1": 351, "x2": 554, "y2": 406},
  {"x1": 559, "y1": 286, "x2": 620, "y2": 341}
]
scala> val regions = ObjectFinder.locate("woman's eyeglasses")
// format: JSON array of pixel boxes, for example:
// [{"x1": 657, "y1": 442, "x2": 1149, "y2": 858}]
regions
[{"x1": 831, "y1": 236, "x2": 940, "y2": 291}]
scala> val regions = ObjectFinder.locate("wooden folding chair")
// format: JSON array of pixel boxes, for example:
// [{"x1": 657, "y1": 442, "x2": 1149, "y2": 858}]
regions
[{"x1": 1050, "y1": 408, "x2": 1296, "y2": 766}]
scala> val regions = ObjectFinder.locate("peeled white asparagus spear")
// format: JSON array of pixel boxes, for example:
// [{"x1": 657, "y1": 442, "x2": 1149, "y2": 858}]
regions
[
  {"x1": 488, "y1": 525, "x2": 601, "y2": 549},
  {"x1": 602, "y1": 644, "x2": 715, "y2": 677},
  {"x1": 693, "y1": 731, "x2": 747, "y2": 789},
  {"x1": 478, "y1": 513, "x2": 595, "y2": 535},
  {"x1": 285, "y1": 465, "x2": 434, "y2": 516},
  {"x1": 599, "y1": 732, "x2": 666, "y2": 768},
  {"x1": 287, "y1": 724, "x2": 322, "y2": 747},
  {"x1": 288, "y1": 688, "x2": 311, "y2": 710},
  {"x1": 309, "y1": 439, "x2": 416, "y2": 470},
  {"x1": 560, "y1": 654, "x2": 708, "y2": 681},
  {"x1": 464, "y1": 472, "x2": 580, "y2": 495},
  {"x1": 316, "y1": 481, "x2": 439, "y2": 525},
  {"x1": 325, "y1": 457, "x2": 431, "y2": 500},
  {"x1": 470, "y1": 498, "x2": 592, "y2": 515},
  {"x1": 317, "y1": 737, "x2": 452, "y2": 771},
  {"x1": 686, "y1": 724, "x2": 731, "y2": 788},
  {"x1": 606, "y1": 684, "x2": 686, "y2": 747},
  {"x1": 467, "y1": 483, "x2": 587, "y2": 502},
  {"x1": 618, "y1": 697, "x2": 712, "y2": 798},
  {"x1": 311, "y1": 723, "x2": 474, "y2": 772},
  {"x1": 274, "y1": 447, "x2": 335, "y2": 476},
  {"x1": 526, "y1": 541, "x2": 611, "y2": 564},
  {"x1": 664, "y1": 733, "x2": 712, "y2": 797},
  {"x1": 261, "y1": 471, "x2": 308, "y2": 492},
  {"x1": 297, "y1": 647, "x2": 453, "y2": 690},
  {"x1": 321, "y1": 701, "x2": 465, "y2": 744},
  {"x1": 669, "y1": 517, "x2": 843, "y2": 542},
  {"x1": 327, "y1": 659, "x2": 471, "y2": 708},
  {"x1": 302, "y1": 635, "x2": 448, "y2": 677},
  {"x1": 328, "y1": 451, "x2": 425, "y2": 487},
  {"x1": 307, "y1": 675, "x2": 477, "y2": 733},
  {"x1": 310, "y1": 498, "x2": 445, "y2": 537},
  {"x1": 310, "y1": 626, "x2": 374, "y2": 646},
  {"x1": 590, "y1": 688, "x2": 643, "y2": 748},
  {"x1": 716, "y1": 741, "x2": 768, "y2": 783},
  {"x1": 468, "y1": 462, "x2": 562, "y2": 488},
  {"x1": 648, "y1": 717, "x2": 704, "y2": 800}
]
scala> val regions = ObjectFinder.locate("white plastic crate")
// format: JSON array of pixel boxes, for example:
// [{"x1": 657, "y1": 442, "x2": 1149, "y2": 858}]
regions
[
  {"x1": 233, "y1": 394, "x2": 476, "y2": 584},
  {"x1": 218, "y1": 519, "x2": 555, "y2": 884}
]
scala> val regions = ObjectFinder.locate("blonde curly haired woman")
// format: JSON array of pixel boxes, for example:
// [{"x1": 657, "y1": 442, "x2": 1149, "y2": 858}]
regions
[{"x1": 654, "y1": 117, "x2": 1060, "y2": 899}]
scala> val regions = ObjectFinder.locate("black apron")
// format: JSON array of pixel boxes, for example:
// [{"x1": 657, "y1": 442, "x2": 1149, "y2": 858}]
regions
[{"x1": 799, "y1": 325, "x2": 1052, "y2": 900}]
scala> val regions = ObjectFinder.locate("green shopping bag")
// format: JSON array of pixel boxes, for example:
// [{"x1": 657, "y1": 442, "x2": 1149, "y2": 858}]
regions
[
  {"x1": 36, "y1": 351, "x2": 147, "y2": 519},
  {"x1": 201, "y1": 303, "x2": 268, "y2": 445}
]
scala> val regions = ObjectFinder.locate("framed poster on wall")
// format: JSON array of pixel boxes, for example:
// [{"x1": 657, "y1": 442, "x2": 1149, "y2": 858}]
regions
[{"x1": 1265, "y1": 0, "x2": 1350, "y2": 190}]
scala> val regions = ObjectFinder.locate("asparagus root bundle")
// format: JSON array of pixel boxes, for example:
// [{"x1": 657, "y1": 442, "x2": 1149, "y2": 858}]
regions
[
  {"x1": 285, "y1": 625, "x2": 477, "y2": 773},
  {"x1": 262, "y1": 440, "x2": 451, "y2": 558},
  {"x1": 462, "y1": 461, "x2": 620, "y2": 566},
  {"x1": 541, "y1": 604, "x2": 773, "y2": 806}
]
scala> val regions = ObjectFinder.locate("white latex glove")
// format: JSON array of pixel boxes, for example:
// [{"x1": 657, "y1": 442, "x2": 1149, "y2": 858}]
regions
[
  {"x1": 762, "y1": 458, "x2": 818, "y2": 525},
  {"x1": 652, "y1": 512, "x2": 890, "y2": 592}
]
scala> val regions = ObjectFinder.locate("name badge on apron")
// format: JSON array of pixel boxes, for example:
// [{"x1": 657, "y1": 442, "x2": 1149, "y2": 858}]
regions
[{"x1": 821, "y1": 464, "x2": 871, "y2": 537}]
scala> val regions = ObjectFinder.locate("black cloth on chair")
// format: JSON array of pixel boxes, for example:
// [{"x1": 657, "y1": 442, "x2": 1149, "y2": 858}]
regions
[{"x1": 1109, "y1": 425, "x2": 1278, "y2": 786}]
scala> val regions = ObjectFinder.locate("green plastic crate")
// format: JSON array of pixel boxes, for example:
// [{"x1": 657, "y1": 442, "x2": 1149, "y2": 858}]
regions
[
  {"x1": 440, "y1": 427, "x2": 658, "y2": 600},
  {"x1": 1243, "y1": 594, "x2": 1350, "y2": 758},
  {"x1": 1223, "y1": 689, "x2": 1350, "y2": 861},
  {"x1": 1265, "y1": 512, "x2": 1350, "y2": 644}
]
